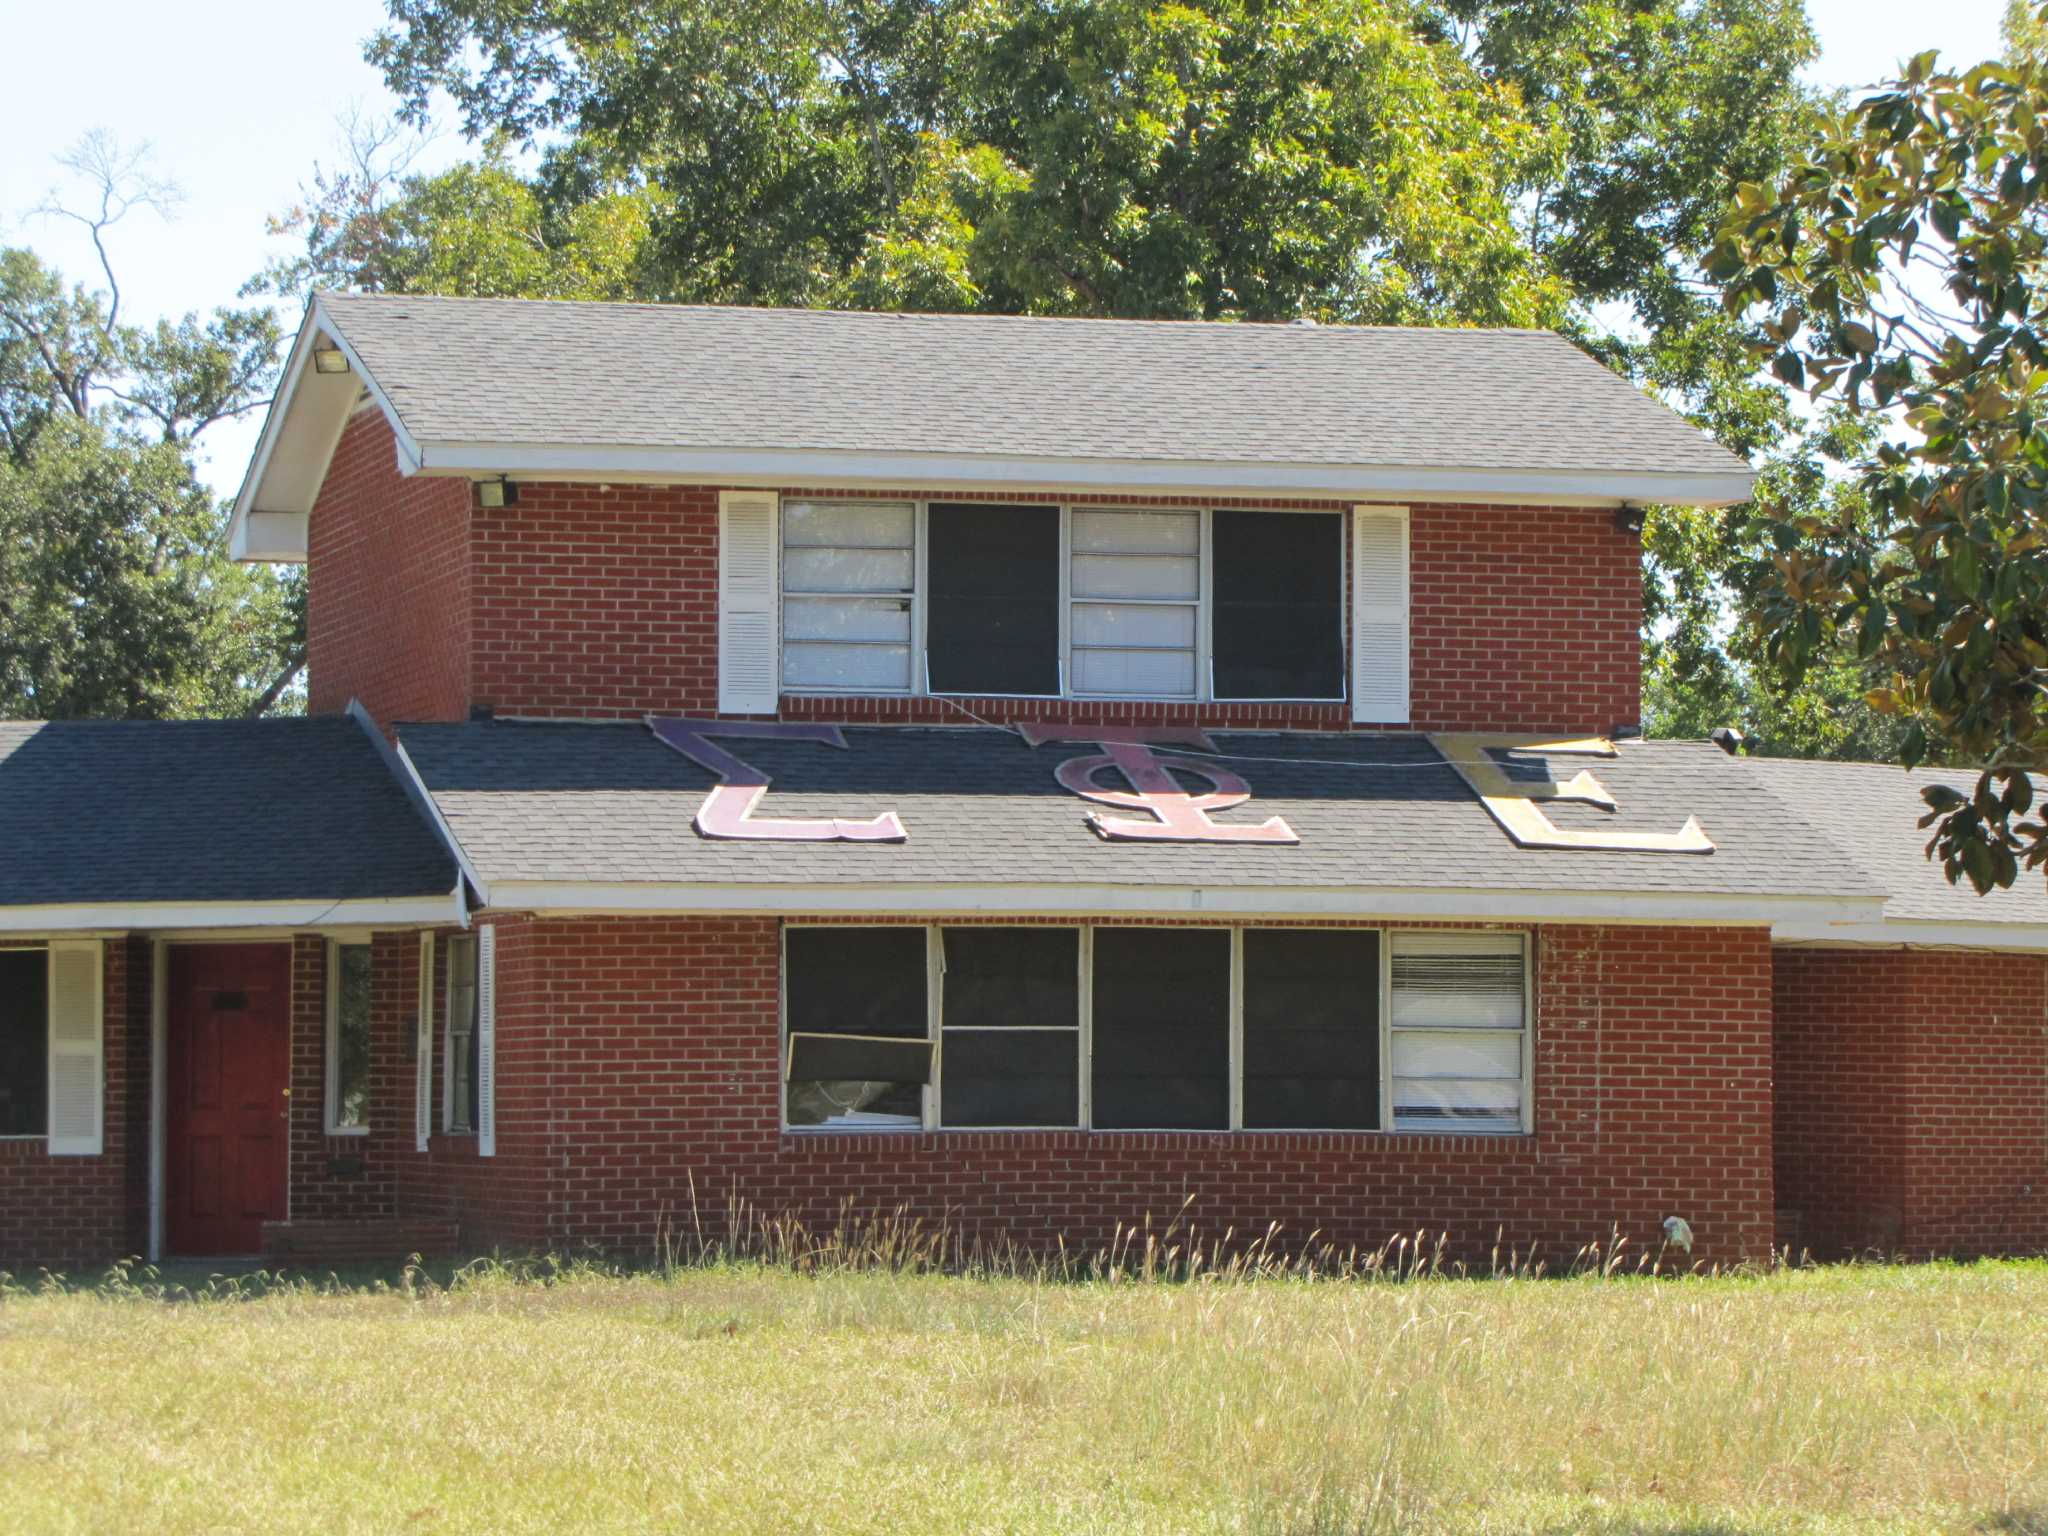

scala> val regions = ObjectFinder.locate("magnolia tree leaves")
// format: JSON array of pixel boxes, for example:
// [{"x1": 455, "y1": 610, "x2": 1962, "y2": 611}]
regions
[{"x1": 1712, "y1": 13, "x2": 2048, "y2": 891}]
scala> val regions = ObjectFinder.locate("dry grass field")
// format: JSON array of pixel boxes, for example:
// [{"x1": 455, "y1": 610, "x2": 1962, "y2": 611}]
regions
[{"x1": 2, "y1": 1243, "x2": 2045, "y2": 1535}]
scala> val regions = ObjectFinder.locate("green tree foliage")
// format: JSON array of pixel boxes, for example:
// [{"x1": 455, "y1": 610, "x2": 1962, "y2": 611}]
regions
[
  {"x1": 0, "y1": 142, "x2": 301, "y2": 720},
  {"x1": 1712, "y1": 15, "x2": 2048, "y2": 891}
]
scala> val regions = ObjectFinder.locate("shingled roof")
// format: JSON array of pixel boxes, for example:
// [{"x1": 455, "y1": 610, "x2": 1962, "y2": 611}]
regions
[
  {"x1": 232, "y1": 294, "x2": 1754, "y2": 556},
  {"x1": 0, "y1": 715, "x2": 461, "y2": 927},
  {"x1": 1748, "y1": 756, "x2": 2048, "y2": 940},
  {"x1": 399, "y1": 720, "x2": 1880, "y2": 926}
]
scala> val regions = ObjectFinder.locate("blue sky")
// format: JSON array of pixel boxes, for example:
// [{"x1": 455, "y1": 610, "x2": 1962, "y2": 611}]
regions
[{"x1": 0, "y1": 0, "x2": 2011, "y2": 498}]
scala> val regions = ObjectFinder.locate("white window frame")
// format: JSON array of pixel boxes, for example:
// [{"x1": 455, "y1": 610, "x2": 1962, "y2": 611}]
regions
[
  {"x1": 323, "y1": 938, "x2": 373, "y2": 1136},
  {"x1": 773, "y1": 501, "x2": 1351, "y2": 705},
  {"x1": 442, "y1": 933, "x2": 479, "y2": 1136},
  {"x1": 781, "y1": 923, "x2": 1532, "y2": 1136},
  {"x1": 1383, "y1": 930, "x2": 1534, "y2": 1136},
  {"x1": 778, "y1": 498, "x2": 920, "y2": 695},
  {"x1": 0, "y1": 942, "x2": 48, "y2": 1141},
  {"x1": 934, "y1": 925, "x2": 1087, "y2": 1132}
]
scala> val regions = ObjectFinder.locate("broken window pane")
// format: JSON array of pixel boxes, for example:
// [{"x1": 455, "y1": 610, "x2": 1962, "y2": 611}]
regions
[{"x1": 785, "y1": 927, "x2": 930, "y2": 1127}]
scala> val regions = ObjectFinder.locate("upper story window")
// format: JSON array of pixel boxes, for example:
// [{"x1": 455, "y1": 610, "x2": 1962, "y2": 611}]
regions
[{"x1": 772, "y1": 499, "x2": 1349, "y2": 704}]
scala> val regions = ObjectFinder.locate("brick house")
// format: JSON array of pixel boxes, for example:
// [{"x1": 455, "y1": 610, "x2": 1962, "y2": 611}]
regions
[{"x1": 3, "y1": 294, "x2": 2044, "y2": 1269}]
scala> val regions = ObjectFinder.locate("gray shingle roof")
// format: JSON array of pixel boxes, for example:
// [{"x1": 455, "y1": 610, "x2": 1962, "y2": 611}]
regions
[
  {"x1": 1746, "y1": 756, "x2": 2048, "y2": 927},
  {"x1": 0, "y1": 717, "x2": 457, "y2": 908},
  {"x1": 401, "y1": 721, "x2": 1876, "y2": 908},
  {"x1": 316, "y1": 293, "x2": 1747, "y2": 482}
]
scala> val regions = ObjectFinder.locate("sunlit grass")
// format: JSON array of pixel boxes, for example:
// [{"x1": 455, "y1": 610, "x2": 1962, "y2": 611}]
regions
[{"x1": 3, "y1": 1231, "x2": 2045, "y2": 1535}]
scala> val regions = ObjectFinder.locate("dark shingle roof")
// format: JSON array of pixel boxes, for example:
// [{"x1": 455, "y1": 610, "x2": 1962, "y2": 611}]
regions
[
  {"x1": 316, "y1": 293, "x2": 1748, "y2": 482},
  {"x1": 1746, "y1": 756, "x2": 2048, "y2": 927},
  {"x1": 401, "y1": 721, "x2": 1876, "y2": 906},
  {"x1": 0, "y1": 717, "x2": 457, "y2": 907}
]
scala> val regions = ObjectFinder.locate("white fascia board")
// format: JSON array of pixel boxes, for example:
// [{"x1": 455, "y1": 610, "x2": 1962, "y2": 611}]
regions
[
  {"x1": 409, "y1": 441, "x2": 1757, "y2": 509},
  {"x1": 226, "y1": 298, "x2": 423, "y2": 564},
  {"x1": 482, "y1": 879, "x2": 1874, "y2": 926},
  {"x1": 1773, "y1": 916, "x2": 2048, "y2": 953},
  {"x1": 0, "y1": 892, "x2": 468, "y2": 935},
  {"x1": 391, "y1": 735, "x2": 492, "y2": 909}
]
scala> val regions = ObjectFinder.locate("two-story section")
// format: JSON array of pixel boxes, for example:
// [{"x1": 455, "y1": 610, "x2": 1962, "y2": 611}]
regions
[{"x1": 209, "y1": 293, "x2": 2045, "y2": 1272}]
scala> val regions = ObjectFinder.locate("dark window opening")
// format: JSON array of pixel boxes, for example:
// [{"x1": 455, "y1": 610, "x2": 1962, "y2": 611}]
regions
[
  {"x1": 940, "y1": 927, "x2": 1080, "y2": 1128},
  {"x1": 445, "y1": 935, "x2": 480, "y2": 1135},
  {"x1": 926, "y1": 503, "x2": 1061, "y2": 696},
  {"x1": 1090, "y1": 928, "x2": 1229, "y2": 1129},
  {"x1": 1242, "y1": 929, "x2": 1380, "y2": 1129},
  {"x1": 785, "y1": 927, "x2": 931, "y2": 1126},
  {"x1": 330, "y1": 943, "x2": 373, "y2": 1131},
  {"x1": 0, "y1": 949, "x2": 47, "y2": 1137},
  {"x1": 1211, "y1": 510, "x2": 1344, "y2": 700}
]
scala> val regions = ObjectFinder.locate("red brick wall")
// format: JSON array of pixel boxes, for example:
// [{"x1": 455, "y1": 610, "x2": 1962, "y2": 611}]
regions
[
  {"x1": 0, "y1": 939, "x2": 147, "y2": 1272},
  {"x1": 1775, "y1": 948, "x2": 2048, "y2": 1259},
  {"x1": 451, "y1": 916, "x2": 1773, "y2": 1266},
  {"x1": 308, "y1": 413, "x2": 1643, "y2": 735},
  {"x1": 306, "y1": 410, "x2": 472, "y2": 725}
]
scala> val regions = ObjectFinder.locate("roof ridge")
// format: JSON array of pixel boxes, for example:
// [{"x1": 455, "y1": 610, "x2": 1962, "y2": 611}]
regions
[{"x1": 314, "y1": 291, "x2": 1565, "y2": 338}]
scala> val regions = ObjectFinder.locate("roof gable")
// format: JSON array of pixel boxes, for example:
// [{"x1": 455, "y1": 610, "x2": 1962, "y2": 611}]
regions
[{"x1": 231, "y1": 295, "x2": 1754, "y2": 561}]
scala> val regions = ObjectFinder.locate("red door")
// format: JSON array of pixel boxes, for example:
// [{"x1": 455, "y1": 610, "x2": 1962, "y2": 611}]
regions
[{"x1": 167, "y1": 944, "x2": 291, "y2": 1256}]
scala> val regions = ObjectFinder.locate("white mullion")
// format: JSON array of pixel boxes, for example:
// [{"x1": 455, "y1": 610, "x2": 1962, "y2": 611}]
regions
[
  {"x1": 1521, "y1": 932, "x2": 1535, "y2": 1135},
  {"x1": 1078, "y1": 926, "x2": 1093, "y2": 1129},
  {"x1": 1058, "y1": 506, "x2": 1072, "y2": 697},
  {"x1": 924, "y1": 925, "x2": 941, "y2": 1130},
  {"x1": 913, "y1": 501, "x2": 930, "y2": 696},
  {"x1": 1228, "y1": 925, "x2": 1244, "y2": 1130},
  {"x1": 1379, "y1": 928, "x2": 1395, "y2": 1133},
  {"x1": 322, "y1": 937, "x2": 340, "y2": 1133},
  {"x1": 1199, "y1": 509, "x2": 1215, "y2": 702}
]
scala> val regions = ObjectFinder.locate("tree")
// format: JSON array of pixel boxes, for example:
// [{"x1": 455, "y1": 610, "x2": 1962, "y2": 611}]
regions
[
  {"x1": 1, "y1": 138, "x2": 301, "y2": 720},
  {"x1": 1711, "y1": 15, "x2": 2048, "y2": 892}
]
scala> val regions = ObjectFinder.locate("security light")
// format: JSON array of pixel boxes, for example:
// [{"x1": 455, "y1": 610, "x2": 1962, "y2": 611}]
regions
[
  {"x1": 312, "y1": 347, "x2": 350, "y2": 375},
  {"x1": 475, "y1": 478, "x2": 517, "y2": 509}
]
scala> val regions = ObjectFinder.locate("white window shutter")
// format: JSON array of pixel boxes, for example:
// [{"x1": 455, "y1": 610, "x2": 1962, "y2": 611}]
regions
[
  {"x1": 1351, "y1": 505, "x2": 1410, "y2": 724},
  {"x1": 719, "y1": 490, "x2": 781, "y2": 713},
  {"x1": 415, "y1": 932, "x2": 436, "y2": 1153},
  {"x1": 476, "y1": 926, "x2": 497, "y2": 1158},
  {"x1": 47, "y1": 940, "x2": 103, "y2": 1156}
]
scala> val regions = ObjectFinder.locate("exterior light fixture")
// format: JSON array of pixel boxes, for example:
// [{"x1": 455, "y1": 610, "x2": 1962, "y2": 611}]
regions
[
  {"x1": 475, "y1": 478, "x2": 517, "y2": 509},
  {"x1": 1615, "y1": 502, "x2": 1646, "y2": 535},
  {"x1": 312, "y1": 347, "x2": 350, "y2": 375}
]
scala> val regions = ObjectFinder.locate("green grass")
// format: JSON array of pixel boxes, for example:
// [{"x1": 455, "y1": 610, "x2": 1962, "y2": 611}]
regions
[{"x1": 3, "y1": 1250, "x2": 2046, "y2": 1535}]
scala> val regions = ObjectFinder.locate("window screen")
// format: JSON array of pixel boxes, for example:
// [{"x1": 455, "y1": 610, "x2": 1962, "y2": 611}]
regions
[
  {"x1": 0, "y1": 949, "x2": 47, "y2": 1137},
  {"x1": 1070, "y1": 510, "x2": 1200, "y2": 698},
  {"x1": 785, "y1": 927, "x2": 931, "y2": 1127},
  {"x1": 927, "y1": 504, "x2": 1060, "y2": 695},
  {"x1": 444, "y1": 934, "x2": 479, "y2": 1134},
  {"x1": 1242, "y1": 929, "x2": 1380, "y2": 1129},
  {"x1": 329, "y1": 943, "x2": 373, "y2": 1131},
  {"x1": 1389, "y1": 933, "x2": 1527, "y2": 1134},
  {"x1": 1090, "y1": 928, "x2": 1229, "y2": 1129},
  {"x1": 1212, "y1": 510, "x2": 1343, "y2": 700},
  {"x1": 781, "y1": 500, "x2": 916, "y2": 691},
  {"x1": 940, "y1": 927, "x2": 1079, "y2": 1128}
]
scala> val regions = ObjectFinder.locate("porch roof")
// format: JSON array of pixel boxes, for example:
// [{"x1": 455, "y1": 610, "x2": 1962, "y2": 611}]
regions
[
  {"x1": 0, "y1": 714, "x2": 462, "y2": 930},
  {"x1": 399, "y1": 720, "x2": 1883, "y2": 926}
]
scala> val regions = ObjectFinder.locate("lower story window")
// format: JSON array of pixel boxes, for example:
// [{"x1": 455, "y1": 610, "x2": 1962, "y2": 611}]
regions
[
  {"x1": 325, "y1": 942, "x2": 373, "y2": 1133},
  {"x1": 0, "y1": 947, "x2": 48, "y2": 1137},
  {"x1": 781, "y1": 924, "x2": 1530, "y2": 1135},
  {"x1": 1388, "y1": 932, "x2": 1529, "y2": 1134},
  {"x1": 784, "y1": 927, "x2": 932, "y2": 1127},
  {"x1": 444, "y1": 935, "x2": 481, "y2": 1135}
]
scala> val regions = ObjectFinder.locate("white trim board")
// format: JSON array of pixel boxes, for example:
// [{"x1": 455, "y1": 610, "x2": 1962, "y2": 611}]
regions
[
  {"x1": 0, "y1": 893, "x2": 468, "y2": 935},
  {"x1": 406, "y1": 440, "x2": 1755, "y2": 508},
  {"x1": 1772, "y1": 917, "x2": 2048, "y2": 953},
  {"x1": 486, "y1": 878, "x2": 1880, "y2": 927}
]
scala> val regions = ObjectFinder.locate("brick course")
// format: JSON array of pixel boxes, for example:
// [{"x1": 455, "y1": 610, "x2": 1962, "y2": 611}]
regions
[
  {"x1": 309, "y1": 413, "x2": 1642, "y2": 736},
  {"x1": 453, "y1": 916, "x2": 1774, "y2": 1266},
  {"x1": 0, "y1": 938, "x2": 147, "y2": 1272},
  {"x1": 1774, "y1": 947, "x2": 2048, "y2": 1258}
]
